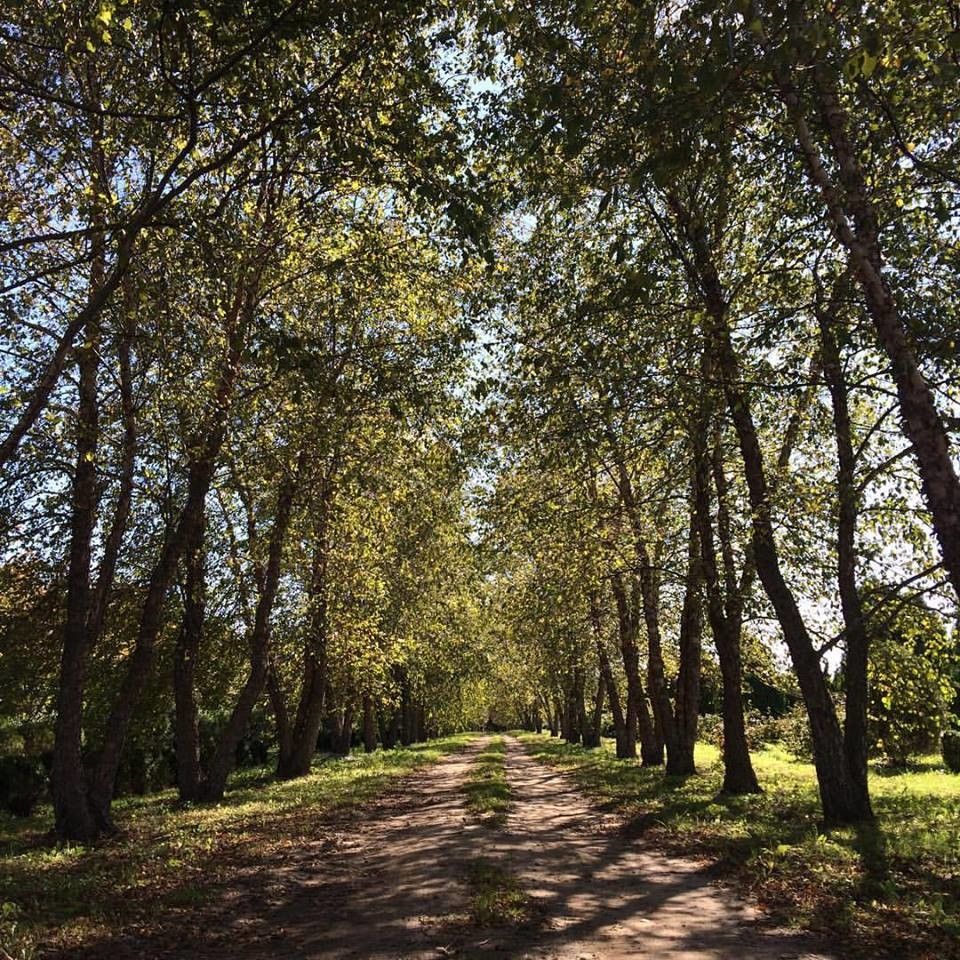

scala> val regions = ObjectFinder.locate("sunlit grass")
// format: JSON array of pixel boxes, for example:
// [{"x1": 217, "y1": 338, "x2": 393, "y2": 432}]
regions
[
  {"x1": 0, "y1": 735, "x2": 475, "y2": 959},
  {"x1": 464, "y1": 736, "x2": 510, "y2": 827},
  {"x1": 518, "y1": 733, "x2": 960, "y2": 960}
]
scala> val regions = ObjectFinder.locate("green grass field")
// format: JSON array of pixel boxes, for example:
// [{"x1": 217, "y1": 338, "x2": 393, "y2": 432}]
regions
[
  {"x1": 517, "y1": 733, "x2": 960, "y2": 960},
  {"x1": 0, "y1": 735, "x2": 475, "y2": 959}
]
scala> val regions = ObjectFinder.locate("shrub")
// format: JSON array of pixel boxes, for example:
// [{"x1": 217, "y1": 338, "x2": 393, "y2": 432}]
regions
[
  {"x1": 697, "y1": 713, "x2": 722, "y2": 749},
  {"x1": 0, "y1": 755, "x2": 46, "y2": 817}
]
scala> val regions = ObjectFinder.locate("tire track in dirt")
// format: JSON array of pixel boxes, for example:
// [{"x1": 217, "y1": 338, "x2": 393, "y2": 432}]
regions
[
  {"x1": 482, "y1": 736, "x2": 836, "y2": 959},
  {"x1": 113, "y1": 735, "x2": 838, "y2": 959}
]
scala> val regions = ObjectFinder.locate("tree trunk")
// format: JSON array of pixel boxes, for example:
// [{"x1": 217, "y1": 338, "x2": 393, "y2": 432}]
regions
[
  {"x1": 591, "y1": 593, "x2": 629, "y2": 756},
  {"x1": 52, "y1": 153, "x2": 109, "y2": 841},
  {"x1": 86, "y1": 277, "x2": 254, "y2": 826},
  {"x1": 400, "y1": 679, "x2": 414, "y2": 746},
  {"x1": 276, "y1": 482, "x2": 332, "y2": 779},
  {"x1": 52, "y1": 298, "x2": 101, "y2": 842},
  {"x1": 584, "y1": 669, "x2": 604, "y2": 748},
  {"x1": 692, "y1": 423, "x2": 761, "y2": 794},
  {"x1": 818, "y1": 285, "x2": 871, "y2": 806},
  {"x1": 333, "y1": 702, "x2": 354, "y2": 756},
  {"x1": 574, "y1": 669, "x2": 587, "y2": 746},
  {"x1": 755, "y1": 8, "x2": 960, "y2": 602},
  {"x1": 173, "y1": 504, "x2": 205, "y2": 801},
  {"x1": 610, "y1": 572, "x2": 640, "y2": 759},
  {"x1": 668, "y1": 499, "x2": 702, "y2": 776},
  {"x1": 363, "y1": 694, "x2": 377, "y2": 753},
  {"x1": 201, "y1": 466, "x2": 300, "y2": 801},
  {"x1": 637, "y1": 546, "x2": 672, "y2": 767},
  {"x1": 678, "y1": 195, "x2": 871, "y2": 821},
  {"x1": 385, "y1": 708, "x2": 401, "y2": 748},
  {"x1": 268, "y1": 660, "x2": 294, "y2": 774}
]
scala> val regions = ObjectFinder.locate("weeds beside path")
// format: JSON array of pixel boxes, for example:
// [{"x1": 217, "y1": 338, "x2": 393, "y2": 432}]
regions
[
  {"x1": 0, "y1": 735, "x2": 476, "y2": 959},
  {"x1": 464, "y1": 735, "x2": 510, "y2": 827},
  {"x1": 517, "y1": 732, "x2": 960, "y2": 960}
]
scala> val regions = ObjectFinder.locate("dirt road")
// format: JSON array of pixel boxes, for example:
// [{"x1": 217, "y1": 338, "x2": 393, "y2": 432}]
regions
[
  {"x1": 132, "y1": 735, "x2": 834, "y2": 959},
  {"x1": 203, "y1": 735, "x2": 834, "y2": 959}
]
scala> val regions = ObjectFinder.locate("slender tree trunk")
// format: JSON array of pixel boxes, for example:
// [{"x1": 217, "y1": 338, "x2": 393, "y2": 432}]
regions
[
  {"x1": 678, "y1": 196, "x2": 871, "y2": 821},
  {"x1": 400, "y1": 679, "x2": 414, "y2": 746},
  {"x1": 173, "y1": 503, "x2": 205, "y2": 801},
  {"x1": 333, "y1": 702, "x2": 354, "y2": 756},
  {"x1": 668, "y1": 498, "x2": 702, "y2": 776},
  {"x1": 268, "y1": 660, "x2": 294, "y2": 773},
  {"x1": 546, "y1": 695, "x2": 559, "y2": 737},
  {"x1": 202, "y1": 467, "x2": 301, "y2": 801},
  {"x1": 363, "y1": 694, "x2": 377, "y2": 753},
  {"x1": 584, "y1": 670, "x2": 604, "y2": 748},
  {"x1": 386, "y1": 708, "x2": 401, "y2": 748},
  {"x1": 86, "y1": 277, "x2": 254, "y2": 826},
  {"x1": 613, "y1": 465, "x2": 669, "y2": 765},
  {"x1": 573, "y1": 668, "x2": 587, "y2": 745},
  {"x1": 276, "y1": 481, "x2": 333, "y2": 779},
  {"x1": 638, "y1": 547, "x2": 672, "y2": 767},
  {"x1": 753, "y1": 5, "x2": 960, "y2": 602},
  {"x1": 591, "y1": 593, "x2": 629, "y2": 756},
  {"x1": 52, "y1": 139, "x2": 109, "y2": 839},
  {"x1": 692, "y1": 420, "x2": 761, "y2": 794},
  {"x1": 52, "y1": 276, "x2": 102, "y2": 842},
  {"x1": 818, "y1": 287, "x2": 871, "y2": 806},
  {"x1": 611, "y1": 573, "x2": 640, "y2": 759}
]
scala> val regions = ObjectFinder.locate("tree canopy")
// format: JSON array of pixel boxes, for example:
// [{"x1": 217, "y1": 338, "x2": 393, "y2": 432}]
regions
[{"x1": 0, "y1": 0, "x2": 958, "y2": 842}]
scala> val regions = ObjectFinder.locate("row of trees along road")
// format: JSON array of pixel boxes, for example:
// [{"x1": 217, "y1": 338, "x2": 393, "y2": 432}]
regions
[
  {"x1": 471, "y1": 0, "x2": 960, "y2": 826},
  {"x1": 0, "y1": 0, "x2": 958, "y2": 841},
  {"x1": 0, "y1": 1, "x2": 493, "y2": 842}
]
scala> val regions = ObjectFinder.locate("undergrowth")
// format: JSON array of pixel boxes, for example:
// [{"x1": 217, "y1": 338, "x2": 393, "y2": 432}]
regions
[{"x1": 0, "y1": 735, "x2": 475, "y2": 959}]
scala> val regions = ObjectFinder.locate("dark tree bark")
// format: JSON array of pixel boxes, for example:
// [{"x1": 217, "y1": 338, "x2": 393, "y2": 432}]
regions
[
  {"x1": 173, "y1": 502, "x2": 206, "y2": 801},
  {"x1": 332, "y1": 702, "x2": 354, "y2": 756},
  {"x1": 668, "y1": 498, "x2": 703, "y2": 776},
  {"x1": 637, "y1": 544, "x2": 671, "y2": 767},
  {"x1": 574, "y1": 668, "x2": 588, "y2": 745},
  {"x1": 584, "y1": 669, "x2": 604, "y2": 748},
  {"x1": 386, "y1": 708, "x2": 401, "y2": 748},
  {"x1": 51, "y1": 131, "x2": 129, "y2": 839},
  {"x1": 362, "y1": 694, "x2": 377, "y2": 753},
  {"x1": 400, "y1": 677, "x2": 414, "y2": 746},
  {"x1": 591, "y1": 593, "x2": 629, "y2": 756},
  {"x1": 201, "y1": 465, "x2": 302, "y2": 801},
  {"x1": 610, "y1": 572, "x2": 640, "y2": 759},
  {"x1": 817, "y1": 278, "x2": 871, "y2": 806},
  {"x1": 276, "y1": 479, "x2": 333, "y2": 779},
  {"x1": 546, "y1": 694, "x2": 559, "y2": 737},
  {"x1": 52, "y1": 258, "x2": 103, "y2": 842},
  {"x1": 692, "y1": 422, "x2": 761, "y2": 794},
  {"x1": 268, "y1": 659, "x2": 294, "y2": 772},
  {"x1": 86, "y1": 274, "x2": 256, "y2": 827},
  {"x1": 614, "y1": 464, "x2": 682, "y2": 768},
  {"x1": 671, "y1": 193, "x2": 872, "y2": 823}
]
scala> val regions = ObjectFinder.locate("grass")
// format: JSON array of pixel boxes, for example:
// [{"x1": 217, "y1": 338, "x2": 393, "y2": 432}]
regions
[
  {"x1": 460, "y1": 737, "x2": 536, "y2": 932},
  {"x1": 0, "y1": 735, "x2": 475, "y2": 959},
  {"x1": 465, "y1": 859, "x2": 532, "y2": 926},
  {"x1": 464, "y1": 736, "x2": 510, "y2": 827},
  {"x1": 518, "y1": 733, "x2": 960, "y2": 960}
]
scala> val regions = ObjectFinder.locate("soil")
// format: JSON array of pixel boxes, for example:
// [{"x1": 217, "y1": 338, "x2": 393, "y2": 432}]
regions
[{"x1": 75, "y1": 736, "x2": 837, "y2": 959}]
